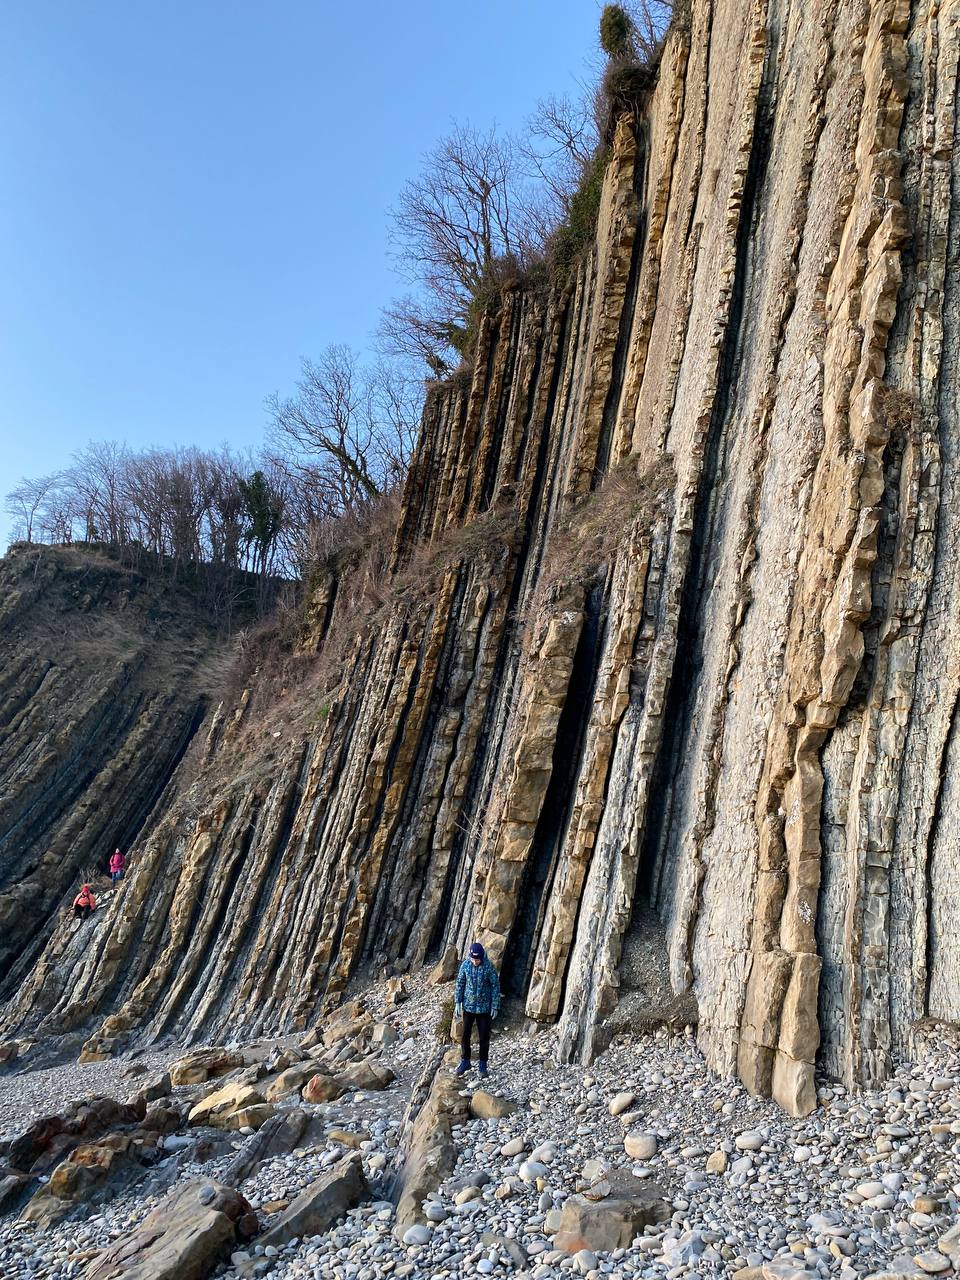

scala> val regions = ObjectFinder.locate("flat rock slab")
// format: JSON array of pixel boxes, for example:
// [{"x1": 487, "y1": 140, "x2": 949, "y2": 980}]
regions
[
  {"x1": 393, "y1": 1070, "x2": 470, "y2": 1234},
  {"x1": 84, "y1": 1180, "x2": 255, "y2": 1279},
  {"x1": 169, "y1": 1049, "x2": 244, "y2": 1087},
  {"x1": 258, "y1": 1155, "x2": 367, "y2": 1249},
  {"x1": 469, "y1": 1090, "x2": 519, "y2": 1120},
  {"x1": 222, "y1": 1109, "x2": 327, "y2": 1188},
  {"x1": 553, "y1": 1176, "x2": 669, "y2": 1253}
]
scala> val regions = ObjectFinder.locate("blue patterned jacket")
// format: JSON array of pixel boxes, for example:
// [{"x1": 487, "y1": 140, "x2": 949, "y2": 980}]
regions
[{"x1": 455, "y1": 957, "x2": 501, "y2": 1017}]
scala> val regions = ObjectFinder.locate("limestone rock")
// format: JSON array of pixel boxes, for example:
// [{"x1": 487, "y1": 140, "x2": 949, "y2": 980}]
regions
[
  {"x1": 301, "y1": 1073, "x2": 348, "y2": 1104},
  {"x1": 258, "y1": 1155, "x2": 367, "y2": 1249},
  {"x1": 384, "y1": 976, "x2": 409, "y2": 1006},
  {"x1": 83, "y1": 1179, "x2": 256, "y2": 1279},
  {"x1": 624, "y1": 1131, "x2": 657, "y2": 1160},
  {"x1": 470, "y1": 1091, "x2": 519, "y2": 1120},
  {"x1": 334, "y1": 1059, "x2": 395, "y2": 1092},
  {"x1": 132, "y1": 1070, "x2": 171, "y2": 1105},
  {"x1": 222, "y1": 1109, "x2": 326, "y2": 1186},
  {"x1": 553, "y1": 1174, "x2": 669, "y2": 1253},
  {"x1": 429, "y1": 946, "x2": 459, "y2": 984},
  {"x1": 169, "y1": 1049, "x2": 244, "y2": 1087},
  {"x1": 392, "y1": 1066, "x2": 470, "y2": 1234},
  {"x1": 264, "y1": 1067, "x2": 313, "y2": 1102},
  {"x1": 187, "y1": 1083, "x2": 264, "y2": 1129},
  {"x1": 2, "y1": 0, "x2": 958, "y2": 1119}
]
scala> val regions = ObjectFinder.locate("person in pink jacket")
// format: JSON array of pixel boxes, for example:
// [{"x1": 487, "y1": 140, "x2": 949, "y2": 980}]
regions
[{"x1": 109, "y1": 849, "x2": 126, "y2": 885}]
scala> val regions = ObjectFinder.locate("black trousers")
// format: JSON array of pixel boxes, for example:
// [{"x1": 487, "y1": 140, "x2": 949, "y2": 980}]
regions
[
  {"x1": 74, "y1": 904, "x2": 92, "y2": 920},
  {"x1": 461, "y1": 1011, "x2": 491, "y2": 1063}
]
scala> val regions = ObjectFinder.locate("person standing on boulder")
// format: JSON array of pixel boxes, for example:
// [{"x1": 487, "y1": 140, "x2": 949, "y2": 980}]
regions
[
  {"x1": 109, "y1": 848, "x2": 126, "y2": 884},
  {"x1": 454, "y1": 942, "x2": 500, "y2": 1078}
]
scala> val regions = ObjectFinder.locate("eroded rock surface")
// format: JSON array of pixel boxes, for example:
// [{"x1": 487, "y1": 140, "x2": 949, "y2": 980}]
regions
[{"x1": 83, "y1": 1179, "x2": 256, "y2": 1279}]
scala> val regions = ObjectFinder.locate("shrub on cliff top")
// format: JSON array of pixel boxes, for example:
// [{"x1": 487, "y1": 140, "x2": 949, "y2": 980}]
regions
[{"x1": 600, "y1": 5, "x2": 635, "y2": 58}]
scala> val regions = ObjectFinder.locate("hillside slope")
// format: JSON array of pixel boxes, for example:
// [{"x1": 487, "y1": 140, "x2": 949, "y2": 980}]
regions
[{"x1": 0, "y1": 544, "x2": 236, "y2": 991}]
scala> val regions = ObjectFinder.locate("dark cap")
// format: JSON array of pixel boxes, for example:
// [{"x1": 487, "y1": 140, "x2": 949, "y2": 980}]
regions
[{"x1": 469, "y1": 942, "x2": 485, "y2": 960}]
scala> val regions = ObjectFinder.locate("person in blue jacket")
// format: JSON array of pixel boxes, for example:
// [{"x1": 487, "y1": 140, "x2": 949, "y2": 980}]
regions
[{"x1": 454, "y1": 941, "x2": 501, "y2": 1077}]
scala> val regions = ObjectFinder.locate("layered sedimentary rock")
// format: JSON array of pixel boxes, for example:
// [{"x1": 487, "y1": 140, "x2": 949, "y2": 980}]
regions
[
  {"x1": 3, "y1": 0, "x2": 959, "y2": 1116},
  {"x1": 0, "y1": 545, "x2": 230, "y2": 991}
]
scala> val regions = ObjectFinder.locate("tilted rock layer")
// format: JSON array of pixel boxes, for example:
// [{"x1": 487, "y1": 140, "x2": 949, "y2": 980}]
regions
[
  {"x1": 0, "y1": 545, "x2": 229, "y2": 994},
  {"x1": 3, "y1": 0, "x2": 959, "y2": 1115}
]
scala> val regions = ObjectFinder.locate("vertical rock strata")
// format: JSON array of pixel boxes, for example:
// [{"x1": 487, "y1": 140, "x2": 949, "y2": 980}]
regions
[{"x1": 3, "y1": 0, "x2": 959, "y2": 1114}]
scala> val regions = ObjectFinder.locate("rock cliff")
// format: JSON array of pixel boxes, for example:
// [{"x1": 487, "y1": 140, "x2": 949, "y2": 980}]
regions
[
  {"x1": 0, "y1": 545, "x2": 233, "y2": 994},
  {"x1": 3, "y1": 0, "x2": 959, "y2": 1117}
]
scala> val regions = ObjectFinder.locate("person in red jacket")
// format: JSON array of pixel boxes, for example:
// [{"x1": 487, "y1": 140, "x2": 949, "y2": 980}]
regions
[
  {"x1": 109, "y1": 849, "x2": 126, "y2": 884},
  {"x1": 73, "y1": 885, "x2": 96, "y2": 920}
]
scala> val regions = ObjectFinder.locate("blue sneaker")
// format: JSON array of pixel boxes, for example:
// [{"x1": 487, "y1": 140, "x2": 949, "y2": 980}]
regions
[
  {"x1": 455, "y1": 1059, "x2": 470, "y2": 1076},
  {"x1": 477, "y1": 1061, "x2": 488, "y2": 1078}
]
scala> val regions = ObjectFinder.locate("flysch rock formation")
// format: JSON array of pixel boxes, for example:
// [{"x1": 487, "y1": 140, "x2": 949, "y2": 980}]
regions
[
  {"x1": 2, "y1": 0, "x2": 958, "y2": 1118},
  {"x1": 0, "y1": 545, "x2": 233, "y2": 995}
]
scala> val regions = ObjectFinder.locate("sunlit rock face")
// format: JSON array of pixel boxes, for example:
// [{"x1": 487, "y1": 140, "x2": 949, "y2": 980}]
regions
[{"x1": 4, "y1": 0, "x2": 959, "y2": 1117}]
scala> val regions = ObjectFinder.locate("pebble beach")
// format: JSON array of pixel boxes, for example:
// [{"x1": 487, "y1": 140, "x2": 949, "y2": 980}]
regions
[{"x1": 1, "y1": 980, "x2": 959, "y2": 1280}]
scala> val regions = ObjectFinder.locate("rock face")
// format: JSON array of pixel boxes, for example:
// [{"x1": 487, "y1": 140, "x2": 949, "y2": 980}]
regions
[
  {"x1": 3, "y1": 0, "x2": 960, "y2": 1117},
  {"x1": 0, "y1": 544, "x2": 230, "y2": 992}
]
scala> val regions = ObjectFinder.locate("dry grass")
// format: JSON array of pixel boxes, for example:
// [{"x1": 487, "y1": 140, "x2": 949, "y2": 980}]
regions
[
  {"x1": 875, "y1": 383, "x2": 920, "y2": 436},
  {"x1": 213, "y1": 497, "x2": 523, "y2": 755},
  {"x1": 535, "y1": 454, "x2": 674, "y2": 603}
]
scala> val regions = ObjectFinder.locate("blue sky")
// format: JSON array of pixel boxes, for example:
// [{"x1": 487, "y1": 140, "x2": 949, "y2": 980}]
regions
[{"x1": 1, "y1": 1, "x2": 599, "y2": 546}]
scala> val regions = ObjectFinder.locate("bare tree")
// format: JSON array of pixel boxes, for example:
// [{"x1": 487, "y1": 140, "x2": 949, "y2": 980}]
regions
[
  {"x1": 70, "y1": 441, "x2": 132, "y2": 544},
  {"x1": 521, "y1": 92, "x2": 599, "y2": 216},
  {"x1": 382, "y1": 123, "x2": 543, "y2": 374},
  {"x1": 623, "y1": 1, "x2": 674, "y2": 61},
  {"x1": 267, "y1": 345, "x2": 419, "y2": 516},
  {"x1": 379, "y1": 295, "x2": 461, "y2": 378},
  {"x1": 5, "y1": 473, "x2": 62, "y2": 544},
  {"x1": 368, "y1": 359, "x2": 422, "y2": 486}
]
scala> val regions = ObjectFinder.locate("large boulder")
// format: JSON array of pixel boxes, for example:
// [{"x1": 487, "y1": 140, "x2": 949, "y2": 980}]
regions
[
  {"x1": 187, "y1": 1083, "x2": 266, "y2": 1130},
  {"x1": 301, "y1": 1073, "x2": 348, "y2": 1104},
  {"x1": 321, "y1": 1002, "x2": 372, "y2": 1048},
  {"x1": 4, "y1": 1098, "x2": 143, "y2": 1176},
  {"x1": 229, "y1": 1105, "x2": 275, "y2": 1131},
  {"x1": 428, "y1": 946, "x2": 459, "y2": 985},
  {"x1": 392, "y1": 1069, "x2": 470, "y2": 1235},
  {"x1": 264, "y1": 1067, "x2": 313, "y2": 1102},
  {"x1": 169, "y1": 1048, "x2": 244, "y2": 1087},
  {"x1": 384, "y1": 977, "x2": 409, "y2": 1006},
  {"x1": 258, "y1": 1155, "x2": 368, "y2": 1249},
  {"x1": 21, "y1": 1137, "x2": 145, "y2": 1227},
  {"x1": 130, "y1": 1071, "x2": 171, "y2": 1107},
  {"x1": 470, "y1": 1090, "x2": 519, "y2": 1120},
  {"x1": 334, "y1": 1060, "x2": 395, "y2": 1092},
  {"x1": 84, "y1": 1180, "x2": 256, "y2": 1279},
  {"x1": 0, "y1": 1171, "x2": 36, "y2": 1216},
  {"x1": 552, "y1": 1171, "x2": 669, "y2": 1253},
  {"x1": 79, "y1": 1035, "x2": 120, "y2": 1064},
  {"x1": 222, "y1": 1110, "x2": 327, "y2": 1187}
]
